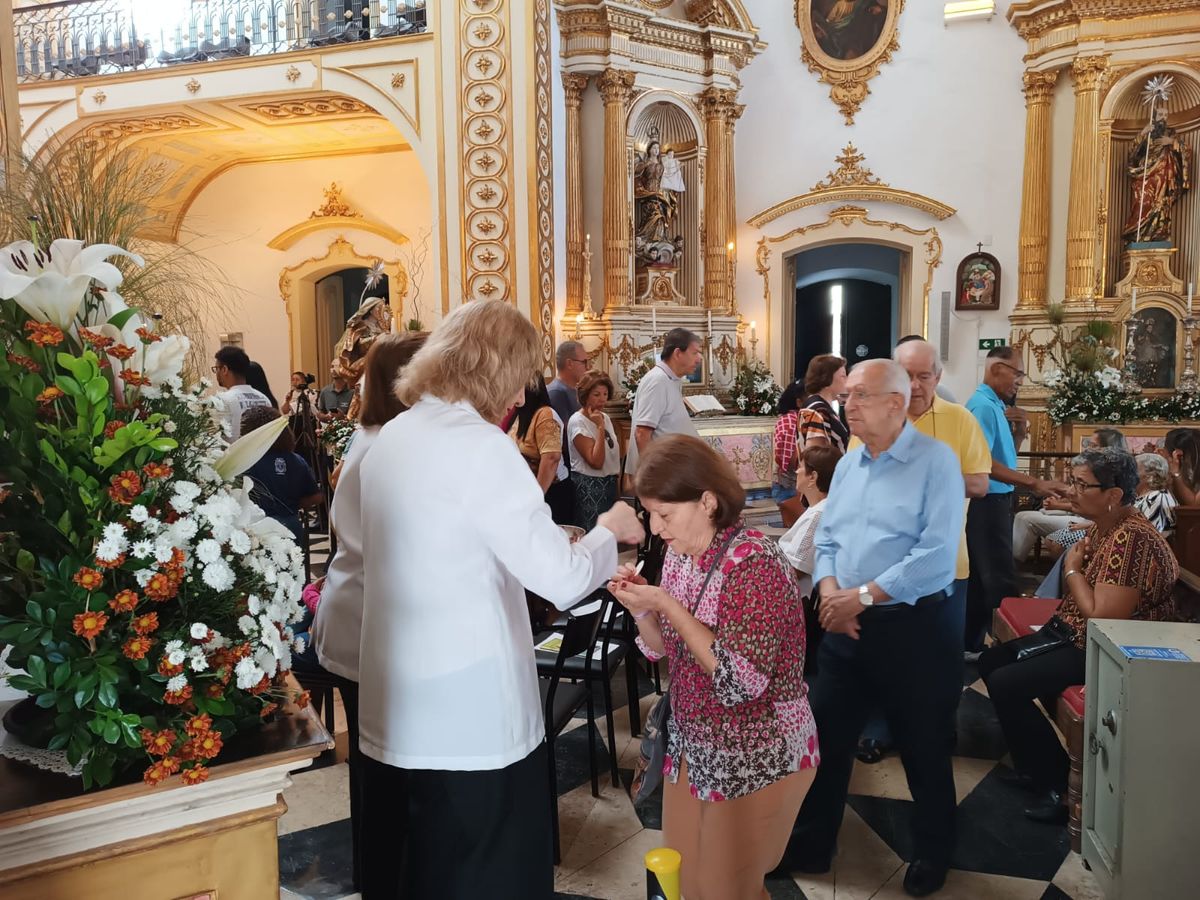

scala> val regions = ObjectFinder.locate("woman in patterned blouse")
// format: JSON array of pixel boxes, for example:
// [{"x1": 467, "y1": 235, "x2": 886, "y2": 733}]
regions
[
  {"x1": 980, "y1": 448, "x2": 1178, "y2": 825},
  {"x1": 797, "y1": 354, "x2": 849, "y2": 453},
  {"x1": 610, "y1": 434, "x2": 819, "y2": 900}
]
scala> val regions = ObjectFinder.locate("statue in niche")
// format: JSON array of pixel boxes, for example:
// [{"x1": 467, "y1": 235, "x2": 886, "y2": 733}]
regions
[
  {"x1": 1130, "y1": 307, "x2": 1177, "y2": 389},
  {"x1": 634, "y1": 130, "x2": 685, "y2": 268},
  {"x1": 1122, "y1": 105, "x2": 1191, "y2": 244}
]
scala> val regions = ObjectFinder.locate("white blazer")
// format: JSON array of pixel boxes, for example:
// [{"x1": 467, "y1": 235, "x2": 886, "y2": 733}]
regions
[{"x1": 357, "y1": 395, "x2": 618, "y2": 771}]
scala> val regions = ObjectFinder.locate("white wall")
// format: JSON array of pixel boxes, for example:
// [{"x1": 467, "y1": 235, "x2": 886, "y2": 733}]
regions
[
  {"x1": 181, "y1": 149, "x2": 432, "y2": 394},
  {"x1": 730, "y1": 2, "x2": 1028, "y2": 401}
]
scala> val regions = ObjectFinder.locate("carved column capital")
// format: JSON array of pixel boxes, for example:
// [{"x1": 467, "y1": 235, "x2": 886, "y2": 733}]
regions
[
  {"x1": 1070, "y1": 55, "x2": 1108, "y2": 92},
  {"x1": 699, "y1": 87, "x2": 740, "y2": 120},
  {"x1": 598, "y1": 68, "x2": 636, "y2": 105},
  {"x1": 562, "y1": 72, "x2": 589, "y2": 107},
  {"x1": 1022, "y1": 69, "x2": 1058, "y2": 106}
]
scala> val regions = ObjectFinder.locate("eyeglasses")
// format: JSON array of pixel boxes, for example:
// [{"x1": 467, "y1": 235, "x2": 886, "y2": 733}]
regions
[
  {"x1": 571, "y1": 357, "x2": 590, "y2": 366},
  {"x1": 1069, "y1": 475, "x2": 1105, "y2": 491},
  {"x1": 844, "y1": 390, "x2": 902, "y2": 404},
  {"x1": 908, "y1": 372, "x2": 938, "y2": 384},
  {"x1": 997, "y1": 362, "x2": 1027, "y2": 379}
]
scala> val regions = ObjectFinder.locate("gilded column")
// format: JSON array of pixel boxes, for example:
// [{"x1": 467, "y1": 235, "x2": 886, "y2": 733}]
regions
[
  {"x1": 1065, "y1": 55, "x2": 1108, "y2": 302},
  {"x1": 563, "y1": 73, "x2": 589, "y2": 314},
  {"x1": 701, "y1": 88, "x2": 737, "y2": 311},
  {"x1": 600, "y1": 68, "x2": 636, "y2": 311},
  {"x1": 1017, "y1": 70, "x2": 1058, "y2": 309},
  {"x1": 725, "y1": 101, "x2": 745, "y2": 312},
  {"x1": 0, "y1": 0, "x2": 21, "y2": 177}
]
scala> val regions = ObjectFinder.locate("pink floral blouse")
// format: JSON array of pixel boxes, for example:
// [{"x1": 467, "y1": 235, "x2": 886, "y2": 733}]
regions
[{"x1": 637, "y1": 524, "x2": 819, "y2": 802}]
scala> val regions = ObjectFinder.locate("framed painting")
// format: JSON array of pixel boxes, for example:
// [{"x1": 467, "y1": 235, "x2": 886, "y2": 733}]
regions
[
  {"x1": 955, "y1": 251, "x2": 1001, "y2": 311},
  {"x1": 796, "y1": 0, "x2": 905, "y2": 124},
  {"x1": 1129, "y1": 306, "x2": 1178, "y2": 391},
  {"x1": 1066, "y1": 422, "x2": 1179, "y2": 455}
]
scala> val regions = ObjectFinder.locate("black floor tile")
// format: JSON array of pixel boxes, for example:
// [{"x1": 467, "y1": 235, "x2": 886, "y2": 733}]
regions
[
  {"x1": 1040, "y1": 885, "x2": 1073, "y2": 900},
  {"x1": 554, "y1": 722, "x2": 614, "y2": 796},
  {"x1": 766, "y1": 874, "x2": 810, "y2": 898},
  {"x1": 952, "y1": 768, "x2": 1070, "y2": 880},
  {"x1": 954, "y1": 687, "x2": 1008, "y2": 760},
  {"x1": 279, "y1": 818, "x2": 355, "y2": 900},
  {"x1": 847, "y1": 793, "x2": 917, "y2": 862}
]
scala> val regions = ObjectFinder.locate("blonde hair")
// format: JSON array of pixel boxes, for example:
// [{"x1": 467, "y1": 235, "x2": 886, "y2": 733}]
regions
[{"x1": 396, "y1": 300, "x2": 541, "y2": 422}]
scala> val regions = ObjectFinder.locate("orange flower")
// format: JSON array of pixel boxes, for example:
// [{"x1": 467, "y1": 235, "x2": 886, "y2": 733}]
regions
[
  {"x1": 184, "y1": 713, "x2": 212, "y2": 737},
  {"x1": 188, "y1": 731, "x2": 223, "y2": 760},
  {"x1": 205, "y1": 683, "x2": 225, "y2": 699},
  {"x1": 72, "y1": 610, "x2": 108, "y2": 639},
  {"x1": 23, "y1": 320, "x2": 64, "y2": 347},
  {"x1": 6, "y1": 353, "x2": 39, "y2": 372},
  {"x1": 143, "y1": 760, "x2": 169, "y2": 786},
  {"x1": 259, "y1": 702, "x2": 278, "y2": 718},
  {"x1": 135, "y1": 326, "x2": 162, "y2": 344},
  {"x1": 142, "y1": 461, "x2": 173, "y2": 480},
  {"x1": 119, "y1": 369, "x2": 151, "y2": 387},
  {"x1": 72, "y1": 567, "x2": 104, "y2": 591},
  {"x1": 35, "y1": 386, "x2": 63, "y2": 404},
  {"x1": 95, "y1": 552, "x2": 126, "y2": 570},
  {"x1": 108, "y1": 343, "x2": 136, "y2": 362},
  {"x1": 249, "y1": 675, "x2": 272, "y2": 696},
  {"x1": 144, "y1": 572, "x2": 177, "y2": 601},
  {"x1": 157, "y1": 655, "x2": 183, "y2": 677},
  {"x1": 160, "y1": 755, "x2": 181, "y2": 775},
  {"x1": 181, "y1": 765, "x2": 210, "y2": 786},
  {"x1": 163, "y1": 684, "x2": 193, "y2": 705},
  {"x1": 295, "y1": 690, "x2": 312, "y2": 710},
  {"x1": 140, "y1": 728, "x2": 178, "y2": 757},
  {"x1": 107, "y1": 470, "x2": 143, "y2": 505},
  {"x1": 131, "y1": 611, "x2": 158, "y2": 635},
  {"x1": 78, "y1": 327, "x2": 114, "y2": 350},
  {"x1": 108, "y1": 589, "x2": 139, "y2": 613},
  {"x1": 103, "y1": 420, "x2": 126, "y2": 440},
  {"x1": 122, "y1": 635, "x2": 153, "y2": 660}
]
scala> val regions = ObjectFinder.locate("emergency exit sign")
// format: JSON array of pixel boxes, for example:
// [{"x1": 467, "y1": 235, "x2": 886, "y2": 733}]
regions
[{"x1": 979, "y1": 338, "x2": 1007, "y2": 350}]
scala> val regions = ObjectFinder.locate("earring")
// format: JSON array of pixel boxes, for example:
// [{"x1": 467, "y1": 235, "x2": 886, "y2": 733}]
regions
[{"x1": 1107, "y1": 503, "x2": 1112, "y2": 512}]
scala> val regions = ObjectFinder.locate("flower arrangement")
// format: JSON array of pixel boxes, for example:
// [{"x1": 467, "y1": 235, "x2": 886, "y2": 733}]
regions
[
  {"x1": 622, "y1": 356, "x2": 655, "y2": 408},
  {"x1": 729, "y1": 359, "x2": 782, "y2": 416},
  {"x1": 0, "y1": 238, "x2": 307, "y2": 789},
  {"x1": 320, "y1": 416, "x2": 357, "y2": 460}
]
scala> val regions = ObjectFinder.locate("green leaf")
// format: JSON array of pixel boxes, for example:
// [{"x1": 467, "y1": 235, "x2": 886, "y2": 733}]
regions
[
  {"x1": 55, "y1": 510, "x2": 71, "y2": 535},
  {"x1": 15, "y1": 549, "x2": 35, "y2": 574},
  {"x1": 0, "y1": 623, "x2": 27, "y2": 641},
  {"x1": 25, "y1": 599, "x2": 43, "y2": 623},
  {"x1": 147, "y1": 437, "x2": 178, "y2": 453},
  {"x1": 97, "y1": 681, "x2": 119, "y2": 709},
  {"x1": 6, "y1": 674, "x2": 38, "y2": 693},
  {"x1": 52, "y1": 663, "x2": 70, "y2": 689},
  {"x1": 26, "y1": 655, "x2": 47, "y2": 687},
  {"x1": 53, "y1": 376, "x2": 83, "y2": 399},
  {"x1": 101, "y1": 719, "x2": 119, "y2": 744},
  {"x1": 119, "y1": 721, "x2": 141, "y2": 748},
  {"x1": 106, "y1": 308, "x2": 140, "y2": 332},
  {"x1": 47, "y1": 733, "x2": 70, "y2": 751},
  {"x1": 84, "y1": 376, "x2": 110, "y2": 406},
  {"x1": 34, "y1": 692, "x2": 56, "y2": 708},
  {"x1": 74, "y1": 685, "x2": 95, "y2": 708}
]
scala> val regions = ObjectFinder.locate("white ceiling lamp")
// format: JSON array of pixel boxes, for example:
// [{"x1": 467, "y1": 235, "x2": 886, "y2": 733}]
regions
[{"x1": 944, "y1": 0, "x2": 995, "y2": 24}]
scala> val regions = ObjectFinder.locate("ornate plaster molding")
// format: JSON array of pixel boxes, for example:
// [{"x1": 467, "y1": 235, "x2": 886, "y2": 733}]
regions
[
  {"x1": 80, "y1": 114, "x2": 207, "y2": 142},
  {"x1": 1007, "y1": 0, "x2": 1200, "y2": 40},
  {"x1": 530, "y1": 0, "x2": 556, "y2": 371},
  {"x1": 747, "y1": 144, "x2": 956, "y2": 227},
  {"x1": 240, "y1": 97, "x2": 374, "y2": 121}
]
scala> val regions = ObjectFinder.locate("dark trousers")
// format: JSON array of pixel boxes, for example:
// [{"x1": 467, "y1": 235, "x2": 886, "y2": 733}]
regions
[
  {"x1": 546, "y1": 476, "x2": 576, "y2": 526},
  {"x1": 790, "y1": 599, "x2": 962, "y2": 867},
  {"x1": 979, "y1": 640, "x2": 1085, "y2": 792},
  {"x1": 966, "y1": 494, "x2": 1017, "y2": 651},
  {"x1": 359, "y1": 743, "x2": 554, "y2": 900}
]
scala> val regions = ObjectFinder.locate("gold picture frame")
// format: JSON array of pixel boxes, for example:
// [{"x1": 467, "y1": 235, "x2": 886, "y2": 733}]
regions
[{"x1": 795, "y1": 0, "x2": 905, "y2": 125}]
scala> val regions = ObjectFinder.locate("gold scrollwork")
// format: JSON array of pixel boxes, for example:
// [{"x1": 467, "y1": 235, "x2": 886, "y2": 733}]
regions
[
  {"x1": 391, "y1": 72, "x2": 406, "y2": 90},
  {"x1": 285, "y1": 65, "x2": 302, "y2": 83},
  {"x1": 309, "y1": 182, "x2": 360, "y2": 219},
  {"x1": 795, "y1": 0, "x2": 906, "y2": 126},
  {"x1": 185, "y1": 78, "x2": 201, "y2": 95}
]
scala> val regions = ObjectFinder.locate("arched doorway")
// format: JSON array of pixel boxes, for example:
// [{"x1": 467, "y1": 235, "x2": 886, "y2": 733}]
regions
[{"x1": 311, "y1": 266, "x2": 392, "y2": 383}]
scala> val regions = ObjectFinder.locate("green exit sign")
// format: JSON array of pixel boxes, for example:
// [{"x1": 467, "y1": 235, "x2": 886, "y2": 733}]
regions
[{"x1": 979, "y1": 338, "x2": 1007, "y2": 350}]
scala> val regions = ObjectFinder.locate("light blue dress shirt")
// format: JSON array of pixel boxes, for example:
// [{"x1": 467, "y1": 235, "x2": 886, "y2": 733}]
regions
[
  {"x1": 966, "y1": 383, "x2": 1015, "y2": 495},
  {"x1": 814, "y1": 422, "x2": 964, "y2": 605}
]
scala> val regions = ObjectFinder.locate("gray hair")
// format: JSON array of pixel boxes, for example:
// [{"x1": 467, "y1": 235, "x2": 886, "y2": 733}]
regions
[
  {"x1": 856, "y1": 358, "x2": 912, "y2": 406},
  {"x1": 893, "y1": 339, "x2": 943, "y2": 376},
  {"x1": 1072, "y1": 447, "x2": 1138, "y2": 505},
  {"x1": 555, "y1": 340, "x2": 583, "y2": 371},
  {"x1": 1136, "y1": 452, "x2": 1169, "y2": 491},
  {"x1": 1092, "y1": 427, "x2": 1129, "y2": 452}
]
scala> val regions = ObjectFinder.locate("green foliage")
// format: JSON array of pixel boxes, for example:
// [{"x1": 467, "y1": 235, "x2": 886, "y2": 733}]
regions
[{"x1": 729, "y1": 359, "x2": 782, "y2": 416}]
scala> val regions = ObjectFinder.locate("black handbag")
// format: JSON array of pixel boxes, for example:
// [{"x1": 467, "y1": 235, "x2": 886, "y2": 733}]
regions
[{"x1": 1013, "y1": 615, "x2": 1076, "y2": 661}]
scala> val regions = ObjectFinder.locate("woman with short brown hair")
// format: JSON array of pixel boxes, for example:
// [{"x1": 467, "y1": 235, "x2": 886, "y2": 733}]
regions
[
  {"x1": 568, "y1": 370, "x2": 620, "y2": 529},
  {"x1": 610, "y1": 434, "x2": 819, "y2": 900},
  {"x1": 799, "y1": 354, "x2": 849, "y2": 452}
]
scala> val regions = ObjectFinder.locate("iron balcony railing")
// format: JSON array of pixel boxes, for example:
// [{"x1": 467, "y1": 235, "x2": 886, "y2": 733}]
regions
[{"x1": 13, "y1": 0, "x2": 429, "y2": 83}]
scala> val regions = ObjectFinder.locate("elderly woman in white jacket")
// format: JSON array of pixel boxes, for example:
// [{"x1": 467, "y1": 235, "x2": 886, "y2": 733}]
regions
[{"x1": 355, "y1": 300, "x2": 643, "y2": 900}]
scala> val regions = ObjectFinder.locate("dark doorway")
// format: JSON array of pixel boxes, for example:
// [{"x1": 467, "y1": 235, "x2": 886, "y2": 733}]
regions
[{"x1": 795, "y1": 278, "x2": 894, "y2": 380}]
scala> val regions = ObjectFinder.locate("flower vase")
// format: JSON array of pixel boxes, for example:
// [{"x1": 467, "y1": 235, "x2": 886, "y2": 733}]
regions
[{"x1": 1, "y1": 696, "x2": 55, "y2": 749}]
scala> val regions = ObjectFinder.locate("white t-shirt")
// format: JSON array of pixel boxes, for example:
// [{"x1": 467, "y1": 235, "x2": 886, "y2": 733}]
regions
[
  {"x1": 567, "y1": 410, "x2": 620, "y2": 477},
  {"x1": 625, "y1": 361, "x2": 699, "y2": 475},
  {"x1": 779, "y1": 498, "x2": 826, "y2": 601},
  {"x1": 216, "y1": 384, "x2": 271, "y2": 441}
]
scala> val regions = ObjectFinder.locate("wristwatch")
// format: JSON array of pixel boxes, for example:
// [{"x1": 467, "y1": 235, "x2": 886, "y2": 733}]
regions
[{"x1": 858, "y1": 584, "x2": 874, "y2": 607}]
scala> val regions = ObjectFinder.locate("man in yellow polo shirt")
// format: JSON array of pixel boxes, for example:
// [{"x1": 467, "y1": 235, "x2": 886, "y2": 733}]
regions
[{"x1": 852, "y1": 338, "x2": 991, "y2": 764}]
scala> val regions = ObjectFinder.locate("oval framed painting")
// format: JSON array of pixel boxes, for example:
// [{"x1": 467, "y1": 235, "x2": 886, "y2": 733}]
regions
[{"x1": 796, "y1": 0, "x2": 905, "y2": 123}]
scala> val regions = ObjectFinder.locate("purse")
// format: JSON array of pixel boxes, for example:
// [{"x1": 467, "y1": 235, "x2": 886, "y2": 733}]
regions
[
  {"x1": 628, "y1": 528, "x2": 741, "y2": 807},
  {"x1": 1013, "y1": 615, "x2": 1076, "y2": 661}
]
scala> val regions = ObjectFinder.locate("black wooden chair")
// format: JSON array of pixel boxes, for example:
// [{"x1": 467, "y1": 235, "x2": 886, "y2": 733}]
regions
[{"x1": 538, "y1": 604, "x2": 603, "y2": 864}]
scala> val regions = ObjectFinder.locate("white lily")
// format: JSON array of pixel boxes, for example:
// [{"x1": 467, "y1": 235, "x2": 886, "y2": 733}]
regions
[
  {"x1": 0, "y1": 239, "x2": 144, "y2": 329},
  {"x1": 215, "y1": 415, "x2": 290, "y2": 480},
  {"x1": 141, "y1": 334, "x2": 190, "y2": 391}
]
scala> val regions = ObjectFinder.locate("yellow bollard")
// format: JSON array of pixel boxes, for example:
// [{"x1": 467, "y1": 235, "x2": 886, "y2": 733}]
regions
[{"x1": 645, "y1": 847, "x2": 682, "y2": 900}]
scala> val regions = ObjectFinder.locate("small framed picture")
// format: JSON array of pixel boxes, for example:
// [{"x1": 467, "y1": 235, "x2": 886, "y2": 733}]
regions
[{"x1": 955, "y1": 251, "x2": 1001, "y2": 311}]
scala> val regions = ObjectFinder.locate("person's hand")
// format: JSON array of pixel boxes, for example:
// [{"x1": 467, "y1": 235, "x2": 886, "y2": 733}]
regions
[
  {"x1": 586, "y1": 408, "x2": 605, "y2": 427},
  {"x1": 607, "y1": 562, "x2": 647, "y2": 593},
  {"x1": 1064, "y1": 535, "x2": 1090, "y2": 574},
  {"x1": 817, "y1": 586, "x2": 866, "y2": 637},
  {"x1": 825, "y1": 617, "x2": 862, "y2": 640},
  {"x1": 1170, "y1": 448, "x2": 1184, "y2": 477},
  {"x1": 596, "y1": 501, "x2": 644, "y2": 545},
  {"x1": 1034, "y1": 478, "x2": 1069, "y2": 498},
  {"x1": 1044, "y1": 494, "x2": 1074, "y2": 512},
  {"x1": 1005, "y1": 406, "x2": 1028, "y2": 425},
  {"x1": 611, "y1": 581, "x2": 671, "y2": 619}
]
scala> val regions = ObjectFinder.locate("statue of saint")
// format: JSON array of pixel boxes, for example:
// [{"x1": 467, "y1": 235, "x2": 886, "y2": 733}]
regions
[
  {"x1": 634, "y1": 138, "x2": 684, "y2": 268},
  {"x1": 1122, "y1": 106, "x2": 1191, "y2": 244},
  {"x1": 332, "y1": 295, "x2": 392, "y2": 384}
]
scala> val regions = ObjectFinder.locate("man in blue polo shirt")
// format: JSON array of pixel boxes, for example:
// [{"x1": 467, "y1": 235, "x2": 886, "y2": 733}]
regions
[{"x1": 965, "y1": 347, "x2": 1067, "y2": 654}]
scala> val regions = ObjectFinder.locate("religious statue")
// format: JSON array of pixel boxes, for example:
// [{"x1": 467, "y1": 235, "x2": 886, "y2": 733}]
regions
[
  {"x1": 332, "y1": 294, "x2": 392, "y2": 384},
  {"x1": 634, "y1": 130, "x2": 685, "y2": 269},
  {"x1": 1131, "y1": 308, "x2": 1177, "y2": 389},
  {"x1": 1122, "y1": 105, "x2": 1192, "y2": 244}
]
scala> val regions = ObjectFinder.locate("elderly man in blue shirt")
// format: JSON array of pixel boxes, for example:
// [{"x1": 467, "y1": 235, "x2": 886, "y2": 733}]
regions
[{"x1": 786, "y1": 359, "x2": 964, "y2": 898}]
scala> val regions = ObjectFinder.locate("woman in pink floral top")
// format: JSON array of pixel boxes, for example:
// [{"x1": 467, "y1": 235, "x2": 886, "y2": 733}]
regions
[{"x1": 612, "y1": 434, "x2": 819, "y2": 900}]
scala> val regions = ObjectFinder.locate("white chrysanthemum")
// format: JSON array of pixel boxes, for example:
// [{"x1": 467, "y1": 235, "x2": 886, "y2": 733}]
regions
[
  {"x1": 96, "y1": 538, "x2": 125, "y2": 562},
  {"x1": 235, "y1": 657, "x2": 265, "y2": 690},
  {"x1": 171, "y1": 517, "x2": 199, "y2": 541},
  {"x1": 141, "y1": 517, "x2": 161, "y2": 535},
  {"x1": 188, "y1": 648, "x2": 209, "y2": 673},
  {"x1": 131, "y1": 540, "x2": 153, "y2": 559},
  {"x1": 171, "y1": 494, "x2": 195, "y2": 514},
  {"x1": 229, "y1": 530, "x2": 252, "y2": 555},
  {"x1": 263, "y1": 567, "x2": 278, "y2": 585},
  {"x1": 254, "y1": 646, "x2": 279, "y2": 678},
  {"x1": 293, "y1": 636, "x2": 307, "y2": 654},
  {"x1": 247, "y1": 594, "x2": 263, "y2": 615},
  {"x1": 154, "y1": 540, "x2": 175, "y2": 564},
  {"x1": 166, "y1": 674, "x2": 188, "y2": 693},
  {"x1": 164, "y1": 639, "x2": 183, "y2": 654},
  {"x1": 135, "y1": 568, "x2": 154, "y2": 587},
  {"x1": 174, "y1": 480, "x2": 201, "y2": 501},
  {"x1": 195, "y1": 539, "x2": 222, "y2": 565},
  {"x1": 162, "y1": 419, "x2": 177, "y2": 434},
  {"x1": 238, "y1": 615, "x2": 258, "y2": 635},
  {"x1": 167, "y1": 648, "x2": 187, "y2": 666},
  {"x1": 128, "y1": 504, "x2": 149, "y2": 523},
  {"x1": 196, "y1": 464, "x2": 221, "y2": 484},
  {"x1": 202, "y1": 559, "x2": 236, "y2": 592},
  {"x1": 102, "y1": 522, "x2": 126, "y2": 542},
  {"x1": 190, "y1": 622, "x2": 210, "y2": 640}
]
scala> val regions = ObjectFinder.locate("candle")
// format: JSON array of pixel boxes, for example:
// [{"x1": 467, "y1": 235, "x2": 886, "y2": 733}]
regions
[
  {"x1": 750, "y1": 320, "x2": 757, "y2": 341},
  {"x1": 652, "y1": 306, "x2": 657, "y2": 336},
  {"x1": 707, "y1": 311, "x2": 712, "y2": 336},
  {"x1": 1131, "y1": 288, "x2": 1138, "y2": 313},
  {"x1": 1190, "y1": 282, "x2": 1194, "y2": 316}
]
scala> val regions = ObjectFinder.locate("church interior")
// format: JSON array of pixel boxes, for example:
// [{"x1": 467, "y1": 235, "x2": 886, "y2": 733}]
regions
[{"x1": 3, "y1": 1, "x2": 1200, "y2": 899}]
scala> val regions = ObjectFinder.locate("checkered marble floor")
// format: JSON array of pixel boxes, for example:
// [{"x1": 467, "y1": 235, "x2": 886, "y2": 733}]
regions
[{"x1": 276, "y1": 652, "x2": 1103, "y2": 900}]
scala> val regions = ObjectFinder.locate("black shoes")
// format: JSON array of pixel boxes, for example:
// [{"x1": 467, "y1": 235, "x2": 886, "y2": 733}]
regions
[
  {"x1": 1024, "y1": 790, "x2": 1069, "y2": 825},
  {"x1": 903, "y1": 859, "x2": 948, "y2": 897}
]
